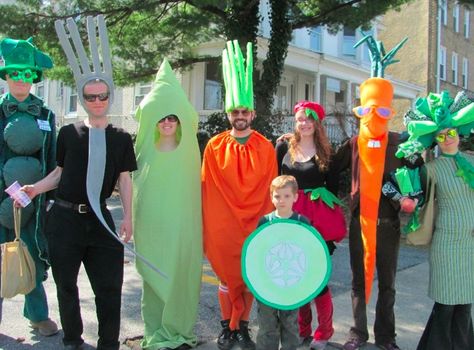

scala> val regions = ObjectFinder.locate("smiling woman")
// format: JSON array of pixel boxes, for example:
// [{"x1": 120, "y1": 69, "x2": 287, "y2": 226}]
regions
[
  {"x1": 132, "y1": 59, "x2": 202, "y2": 350},
  {"x1": 275, "y1": 100, "x2": 346, "y2": 350},
  {"x1": 155, "y1": 114, "x2": 181, "y2": 151}
]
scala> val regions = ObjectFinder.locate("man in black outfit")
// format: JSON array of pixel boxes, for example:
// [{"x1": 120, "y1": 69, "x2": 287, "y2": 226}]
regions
[{"x1": 23, "y1": 78, "x2": 136, "y2": 350}]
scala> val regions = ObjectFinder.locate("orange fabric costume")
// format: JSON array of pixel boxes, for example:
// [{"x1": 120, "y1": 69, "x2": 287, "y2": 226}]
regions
[
  {"x1": 356, "y1": 78, "x2": 394, "y2": 303},
  {"x1": 202, "y1": 130, "x2": 277, "y2": 329}
]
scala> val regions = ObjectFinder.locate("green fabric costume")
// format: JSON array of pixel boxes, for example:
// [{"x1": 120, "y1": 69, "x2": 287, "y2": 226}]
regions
[
  {"x1": 0, "y1": 94, "x2": 56, "y2": 321},
  {"x1": 133, "y1": 59, "x2": 202, "y2": 349},
  {"x1": 0, "y1": 37, "x2": 55, "y2": 323}
]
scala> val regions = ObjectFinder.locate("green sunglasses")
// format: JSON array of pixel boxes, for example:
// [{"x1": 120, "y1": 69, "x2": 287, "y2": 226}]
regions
[{"x1": 435, "y1": 128, "x2": 458, "y2": 143}]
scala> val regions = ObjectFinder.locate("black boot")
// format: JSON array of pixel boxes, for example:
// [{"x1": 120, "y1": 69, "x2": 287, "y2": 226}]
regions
[
  {"x1": 217, "y1": 319, "x2": 235, "y2": 350},
  {"x1": 232, "y1": 321, "x2": 256, "y2": 350}
]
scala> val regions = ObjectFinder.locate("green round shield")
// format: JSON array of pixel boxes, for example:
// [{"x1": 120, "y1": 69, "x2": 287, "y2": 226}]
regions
[{"x1": 242, "y1": 219, "x2": 331, "y2": 310}]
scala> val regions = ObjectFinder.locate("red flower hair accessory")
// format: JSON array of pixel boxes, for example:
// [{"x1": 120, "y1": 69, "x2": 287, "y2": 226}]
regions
[{"x1": 294, "y1": 101, "x2": 325, "y2": 121}]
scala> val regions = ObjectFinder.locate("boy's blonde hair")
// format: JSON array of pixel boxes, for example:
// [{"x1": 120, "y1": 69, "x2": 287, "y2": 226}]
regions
[{"x1": 270, "y1": 175, "x2": 298, "y2": 194}]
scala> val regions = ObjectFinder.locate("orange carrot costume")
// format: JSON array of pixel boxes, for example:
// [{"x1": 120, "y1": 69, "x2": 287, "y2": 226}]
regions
[
  {"x1": 352, "y1": 34, "x2": 407, "y2": 303},
  {"x1": 202, "y1": 130, "x2": 277, "y2": 329},
  {"x1": 355, "y1": 78, "x2": 393, "y2": 303}
]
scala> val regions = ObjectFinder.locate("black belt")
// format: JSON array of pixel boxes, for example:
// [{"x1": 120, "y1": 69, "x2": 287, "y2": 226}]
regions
[
  {"x1": 55, "y1": 198, "x2": 106, "y2": 214},
  {"x1": 377, "y1": 217, "x2": 398, "y2": 225}
]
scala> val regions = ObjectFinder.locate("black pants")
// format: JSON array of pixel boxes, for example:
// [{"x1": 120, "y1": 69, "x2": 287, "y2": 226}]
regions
[
  {"x1": 348, "y1": 216, "x2": 400, "y2": 344},
  {"x1": 417, "y1": 303, "x2": 474, "y2": 350},
  {"x1": 46, "y1": 204, "x2": 124, "y2": 350}
]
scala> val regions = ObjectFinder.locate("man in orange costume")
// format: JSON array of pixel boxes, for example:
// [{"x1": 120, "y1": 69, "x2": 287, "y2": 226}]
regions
[{"x1": 201, "y1": 40, "x2": 277, "y2": 350}]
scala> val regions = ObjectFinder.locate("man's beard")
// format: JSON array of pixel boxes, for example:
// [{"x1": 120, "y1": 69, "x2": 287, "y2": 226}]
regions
[{"x1": 231, "y1": 118, "x2": 251, "y2": 131}]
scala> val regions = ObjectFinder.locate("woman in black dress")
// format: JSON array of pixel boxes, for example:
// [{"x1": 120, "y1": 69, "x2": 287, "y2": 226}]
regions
[{"x1": 276, "y1": 101, "x2": 346, "y2": 350}]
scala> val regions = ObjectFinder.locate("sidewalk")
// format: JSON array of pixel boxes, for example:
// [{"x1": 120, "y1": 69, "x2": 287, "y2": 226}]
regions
[
  {"x1": 1, "y1": 198, "x2": 471, "y2": 350},
  {"x1": 2, "y1": 258, "x2": 461, "y2": 350},
  {"x1": 193, "y1": 261, "x2": 440, "y2": 350}
]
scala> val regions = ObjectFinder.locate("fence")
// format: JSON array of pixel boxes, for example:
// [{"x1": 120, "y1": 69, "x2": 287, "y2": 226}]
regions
[{"x1": 271, "y1": 115, "x2": 359, "y2": 146}]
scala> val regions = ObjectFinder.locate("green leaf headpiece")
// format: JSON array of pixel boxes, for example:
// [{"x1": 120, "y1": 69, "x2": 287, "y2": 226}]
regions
[
  {"x1": 222, "y1": 40, "x2": 254, "y2": 112},
  {"x1": 396, "y1": 90, "x2": 474, "y2": 158}
]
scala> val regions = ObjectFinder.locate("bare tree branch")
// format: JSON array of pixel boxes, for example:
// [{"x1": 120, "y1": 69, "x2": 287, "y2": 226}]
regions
[
  {"x1": 24, "y1": 0, "x2": 179, "y2": 22},
  {"x1": 292, "y1": 0, "x2": 363, "y2": 29},
  {"x1": 183, "y1": 0, "x2": 227, "y2": 18}
]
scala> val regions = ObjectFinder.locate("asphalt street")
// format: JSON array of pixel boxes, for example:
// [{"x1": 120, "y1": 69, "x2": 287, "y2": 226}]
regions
[{"x1": 0, "y1": 196, "x2": 471, "y2": 350}]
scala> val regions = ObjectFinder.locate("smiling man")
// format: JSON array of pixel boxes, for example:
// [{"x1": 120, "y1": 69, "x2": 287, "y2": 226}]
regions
[
  {"x1": 0, "y1": 37, "x2": 58, "y2": 336},
  {"x1": 23, "y1": 77, "x2": 136, "y2": 350},
  {"x1": 201, "y1": 41, "x2": 277, "y2": 350},
  {"x1": 22, "y1": 16, "x2": 137, "y2": 350}
]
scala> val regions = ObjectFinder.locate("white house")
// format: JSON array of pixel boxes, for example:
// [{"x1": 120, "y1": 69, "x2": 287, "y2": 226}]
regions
[{"x1": 0, "y1": 0, "x2": 424, "y2": 142}]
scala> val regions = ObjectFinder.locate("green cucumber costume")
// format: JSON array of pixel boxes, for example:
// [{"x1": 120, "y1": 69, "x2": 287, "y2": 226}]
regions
[{"x1": 133, "y1": 59, "x2": 202, "y2": 349}]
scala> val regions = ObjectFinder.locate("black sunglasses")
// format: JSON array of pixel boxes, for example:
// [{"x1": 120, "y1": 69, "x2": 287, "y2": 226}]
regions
[
  {"x1": 83, "y1": 92, "x2": 110, "y2": 102},
  {"x1": 158, "y1": 115, "x2": 179, "y2": 123}
]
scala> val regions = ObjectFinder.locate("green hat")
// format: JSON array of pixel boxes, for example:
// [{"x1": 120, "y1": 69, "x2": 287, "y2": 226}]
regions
[
  {"x1": 222, "y1": 40, "x2": 254, "y2": 112},
  {"x1": 0, "y1": 37, "x2": 53, "y2": 83},
  {"x1": 396, "y1": 90, "x2": 474, "y2": 159}
]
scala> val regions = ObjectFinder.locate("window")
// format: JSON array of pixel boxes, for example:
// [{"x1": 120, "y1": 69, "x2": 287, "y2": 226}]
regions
[
  {"x1": 342, "y1": 27, "x2": 356, "y2": 57},
  {"x1": 440, "y1": 46, "x2": 446, "y2": 81},
  {"x1": 309, "y1": 26, "x2": 322, "y2": 52},
  {"x1": 204, "y1": 61, "x2": 223, "y2": 110},
  {"x1": 361, "y1": 29, "x2": 374, "y2": 63},
  {"x1": 441, "y1": 1, "x2": 447, "y2": 26},
  {"x1": 464, "y1": 10, "x2": 470, "y2": 38},
  {"x1": 463, "y1": 58, "x2": 469, "y2": 89},
  {"x1": 35, "y1": 82, "x2": 44, "y2": 99},
  {"x1": 134, "y1": 82, "x2": 152, "y2": 108},
  {"x1": 56, "y1": 81, "x2": 64, "y2": 99},
  {"x1": 273, "y1": 85, "x2": 288, "y2": 113},
  {"x1": 68, "y1": 86, "x2": 77, "y2": 113},
  {"x1": 290, "y1": 84, "x2": 295, "y2": 108},
  {"x1": 305, "y1": 83, "x2": 310, "y2": 100},
  {"x1": 452, "y1": 52, "x2": 458, "y2": 85},
  {"x1": 453, "y1": 5, "x2": 460, "y2": 32},
  {"x1": 335, "y1": 90, "x2": 345, "y2": 104}
]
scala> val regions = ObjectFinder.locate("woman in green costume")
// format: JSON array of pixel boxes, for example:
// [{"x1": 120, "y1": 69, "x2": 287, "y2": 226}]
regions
[
  {"x1": 133, "y1": 59, "x2": 202, "y2": 350},
  {"x1": 396, "y1": 90, "x2": 474, "y2": 350}
]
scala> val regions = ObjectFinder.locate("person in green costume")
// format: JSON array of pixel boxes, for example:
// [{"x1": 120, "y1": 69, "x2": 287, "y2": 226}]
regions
[
  {"x1": 133, "y1": 59, "x2": 202, "y2": 350},
  {"x1": 394, "y1": 90, "x2": 474, "y2": 350},
  {"x1": 0, "y1": 37, "x2": 58, "y2": 336}
]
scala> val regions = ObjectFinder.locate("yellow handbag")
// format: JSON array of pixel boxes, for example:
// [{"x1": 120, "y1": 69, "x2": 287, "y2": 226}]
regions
[
  {"x1": 0, "y1": 206, "x2": 36, "y2": 298},
  {"x1": 406, "y1": 172, "x2": 436, "y2": 246}
]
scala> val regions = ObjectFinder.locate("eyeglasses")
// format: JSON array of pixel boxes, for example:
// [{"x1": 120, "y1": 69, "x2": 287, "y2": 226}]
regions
[
  {"x1": 352, "y1": 105, "x2": 394, "y2": 119},
  {"x1": 158, "y1": 115, "x2": 179, "y2": 123},
  {"x1": 435, "y1": 128, "x2": 458, "y2": 143},
  {"x1": 7, "y1": 69, "x2": 38, "y2": 84},
  {"x1": 83, "y1": 92, "x2": 110, "y2": 102},
  {"x1": 230, "y1": 109, "x2": 251, "y2": 117}
]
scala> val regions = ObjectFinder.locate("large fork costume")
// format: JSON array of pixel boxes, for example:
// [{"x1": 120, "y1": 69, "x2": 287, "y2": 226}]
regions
[{"x1": 55, "y1": 15, "x2": 165, "y2": 277}]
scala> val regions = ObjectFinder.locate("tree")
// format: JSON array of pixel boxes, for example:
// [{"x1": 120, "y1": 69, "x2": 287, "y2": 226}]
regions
[{"x1": 0, "y1": 0, "x2": 415, "y2": 136}]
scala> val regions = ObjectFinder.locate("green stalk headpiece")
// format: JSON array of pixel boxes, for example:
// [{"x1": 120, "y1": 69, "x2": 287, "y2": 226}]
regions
[
  {"x1": 222, "y1": 40, "x2": 254, "y2": 112},
  {"x1": 396, "y1": 90, "x2": 474, "y2": 158},
  {"x1": 354, "y1": 31, "x2": 407, "y2": 78}
]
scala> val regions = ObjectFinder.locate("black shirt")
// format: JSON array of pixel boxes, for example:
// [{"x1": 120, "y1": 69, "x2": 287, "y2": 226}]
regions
[
  {"x1": 56, "y1": 121, "x2": 137, "y2": 203},
  {"x1": 257, "y1": 211, "x2": 311, "y2": 227},
  {"x1": 276, "y1": 141, "x2": 339, "y2": 194}
]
